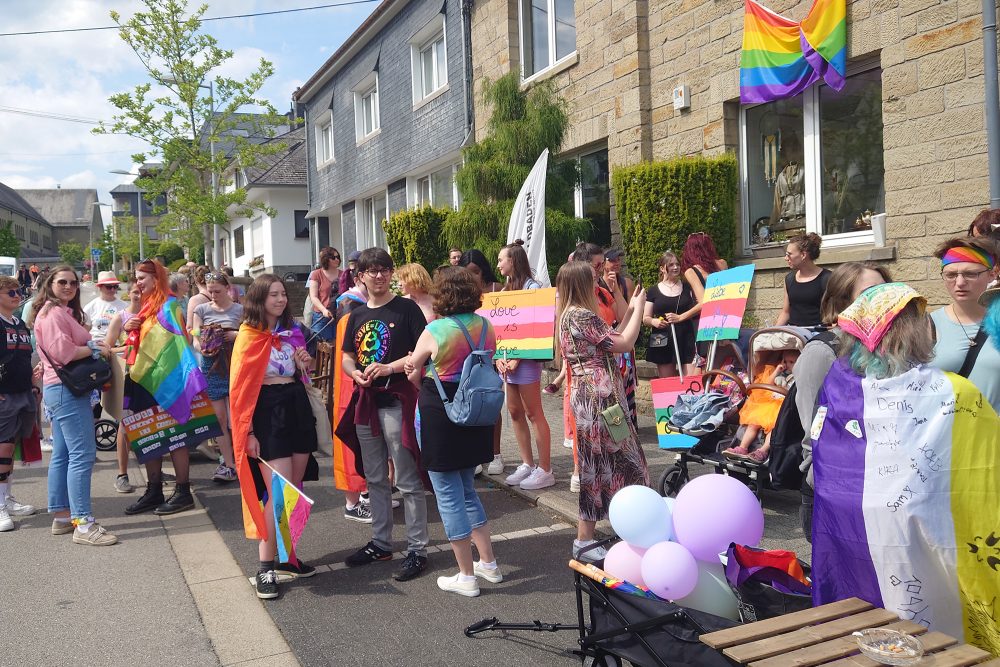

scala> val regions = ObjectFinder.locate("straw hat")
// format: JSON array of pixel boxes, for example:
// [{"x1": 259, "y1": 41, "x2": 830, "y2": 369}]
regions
[
  {"x1": 979, "y1": 286, "x2": 1000, "y2": 307},
  {"x1": 96, "y1": 271, "x2": 120, "y2": 286}
]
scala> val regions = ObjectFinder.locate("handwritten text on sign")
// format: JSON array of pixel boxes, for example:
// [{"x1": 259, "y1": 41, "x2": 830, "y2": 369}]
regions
[
  {"x1": 124, "y1": 391, "x2": 223, "y2": 463},
  {"x1": 476, "y1": 287, "x2": 557, "y2": 360},
  {"x1": 696, "y1": 264, "x2": 756, "y2": 342},
  {"x1": 651, "y1": 376, "x2": 701, "y2": 449}
]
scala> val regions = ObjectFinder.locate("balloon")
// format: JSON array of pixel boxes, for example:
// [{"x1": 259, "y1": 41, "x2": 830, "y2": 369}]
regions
[
  {"x1": 672, "y1": 474, "x2": 764, "y2": 562},
  {"x1": 663, "y1": 496, "x2": 676, "y2": 514},
  {"x1": 603, "y1": 542, "x2": 648, "y2": 587},
  {"x1": 675, "y1": 561, "x2": 740, "y2": 621},
  {"x1": 609, "y1": 485, "x2": 672, "y2": 548},
  {"x1": 640, "y1": 541, "x2": 699, "y2": 600}
]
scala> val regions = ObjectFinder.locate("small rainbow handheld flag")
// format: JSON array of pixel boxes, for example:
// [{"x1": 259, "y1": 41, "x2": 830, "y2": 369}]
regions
[
  {"x1": 740, "y1": 0, "x2": 846, "y2": 104},
  {"x1": 265, "y1": 461, "x2": 314, "y2": 567}
]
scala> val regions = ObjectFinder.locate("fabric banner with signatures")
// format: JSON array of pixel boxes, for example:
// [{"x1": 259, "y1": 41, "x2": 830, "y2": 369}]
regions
[{"x1": 810, "y1": 360, "x2": 1000, "y2": 655}]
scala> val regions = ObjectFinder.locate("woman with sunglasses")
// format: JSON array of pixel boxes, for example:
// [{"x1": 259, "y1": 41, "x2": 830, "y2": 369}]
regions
[
  {"x1": 34, "y1": 266, "x2": 117, "y2": 545},
  {"x1": 308, "y1": 247, "x2": 343, "y2": 342}
]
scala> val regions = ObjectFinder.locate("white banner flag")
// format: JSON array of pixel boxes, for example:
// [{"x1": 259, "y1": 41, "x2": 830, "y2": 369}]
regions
[{"x1": 507, "y1": 149, "x2": 550, "y2": 287}]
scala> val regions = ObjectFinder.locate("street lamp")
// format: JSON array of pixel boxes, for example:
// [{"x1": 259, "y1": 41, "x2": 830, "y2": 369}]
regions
[
  {"x1": 111, "y1": 169, "x2": 144, "y2": 262},
  {"x1": 92, "y1": 201, "x2": 111, "y2": 271}
]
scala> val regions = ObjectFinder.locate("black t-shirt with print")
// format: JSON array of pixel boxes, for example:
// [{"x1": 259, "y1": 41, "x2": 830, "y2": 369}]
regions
[
  {"x1": 0, "y1": 315, "x2": 34, "y2": 393},
  {"x1": 342, "y1": 295, "x2": 426, "y2": 387}
]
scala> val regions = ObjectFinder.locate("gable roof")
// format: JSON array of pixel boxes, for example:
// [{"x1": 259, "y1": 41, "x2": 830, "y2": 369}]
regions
[
  {"x1": 242, "y1": 127, "x2": 306, "y2": 187},
  {"x1": 16, "y1": 189, "x2": 98, "y2": 227},
  {"x1": 0, "y1": 182, "x2": 49, "y2": 225}
]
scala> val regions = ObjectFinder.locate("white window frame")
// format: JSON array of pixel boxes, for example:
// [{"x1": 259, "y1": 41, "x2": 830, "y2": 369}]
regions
[
  {"x1": 517, "y1": 0, "x2": 577, "y2": 83},
  {"x1": 412, "y1": 164, "x2": 460, "y2": 209},
  {"x1": 353, "y1": 72, "x2": 380, "y2": 142},
  {"x1": 358, "y1": 190, "x2": 389, "y2": 249},
  {"x1": 738, "y1": 64, "x2": 882, "y2": 252},
  {"x1": 410, "y1": 15, "x2": 448, "y2": 105},
  {"x1": 315, "y1": 110, "x2": 335, "y2": 166}
]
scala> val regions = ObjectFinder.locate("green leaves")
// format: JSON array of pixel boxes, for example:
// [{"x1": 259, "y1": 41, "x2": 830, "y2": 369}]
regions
[
  {"x1": 59, "y1": 242, "x2": 85, "y2": 267},
  {"x1": 384, "y1": 207, "x2": 449, "y2": 272},
  {"x1": 0, "y1": 225, "x2": 20, "y2": 259}
]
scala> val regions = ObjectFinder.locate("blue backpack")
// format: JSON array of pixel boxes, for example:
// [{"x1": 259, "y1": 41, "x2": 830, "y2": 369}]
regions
[{"x1": 427, "y1": 315, "x2": 504, "y2": 427}]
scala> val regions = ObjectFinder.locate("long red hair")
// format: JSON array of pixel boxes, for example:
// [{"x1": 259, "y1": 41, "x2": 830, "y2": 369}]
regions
[
  {"x1": 136, "y1": 258, "x2": 171, "y2": 323},
  {"x1": 680, "y1": 232, "x2": 723, "y2": 277}
]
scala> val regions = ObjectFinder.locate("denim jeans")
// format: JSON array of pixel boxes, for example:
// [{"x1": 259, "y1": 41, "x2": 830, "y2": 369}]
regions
[
  {"x1": 44, "y1": 383, "x2": 98, "y2": 520},
  {"x1": 428, "y1": 466, "x2": 488, "y2": 541},
  {"x1": 309, "y1": 311, "x2": 336, "y2": 342}
]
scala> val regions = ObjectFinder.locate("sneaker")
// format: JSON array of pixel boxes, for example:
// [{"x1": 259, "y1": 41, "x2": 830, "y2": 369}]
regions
[
  {"x1": 473, "y1": 560, "x2": 503, "y2": 583},
  {"x1": 274, "y1": 560, "x2": 317, "y2": 581},
  {"x1": 154, "y1": 485, "x2": 194, "y2": 515},
  {"x1": 504, "y1": 463, "x2": 534, "y2": 485},
  {"x1": 254, "y1": 570, "x2": 279, "y2": 599},
  {"x1": 124, "y1": 483, "x2": 164, "y2": 515},
  {"x1": 437, "y1": 573, "x2": 480, "y2": 597},
  {"x1": 520, "y1": 467, "x2": 555, "y2": 490},
  {"x1": 195, "y1": 441, "x2": 218, "y2": 461},
  {"x1": 393, "y1": 551, "x2": 428, "y2": 582},
  {"x1": 723, "y1": 445, "x2": 751, "y2": 460},
  {"x1": 359, "y1": 493, "x2": 370, "y2": 505},
  {"x1": 5, "y1": 495, "x2": 37, "y2": 516},
  {"x1": 391, "y1": 498, "x2": 401, "y2": 509},
  {"x1": 73, "y1": 522, "x2": 118, "y2": 546},
  {"x1": 40, "y1": 438, "x2": 53, "y2": 453},
  {"x1": 212, "y1": 464, "x2": 238, "y2": 483},
  {"x1": 0, "y1": 506, "x2": 12, "y2": 532},
  {"x1": 570, "y1": 475, "x2": 581, "y2": 493},
  {"x1": 51, "y1": 518, "x2": 74, "y2": 535},
  {"x1": 474, "y1": 465, "x2": 483, "y2": 476},
  {"x1": 114, "y1": 474, "x2": 135, "y2": 494},
  {"x1": 486, "y1": 454, "x2": 504, "y2": 475},
  {"x1": 573, "y1": 539, "x2": 608, "y2": 563},
  {"x1": 563, "y1": 437, "x2": 574, "y2": 449},
  {"x1": 748, "y1": 448, "x2": 770, "y2": 464},
  {"x1": 345, "y1": 541, "x2": 393, "y2": 567},
  {"x1": 344, "y1": 503, "x2": 373, "y2": 523}
]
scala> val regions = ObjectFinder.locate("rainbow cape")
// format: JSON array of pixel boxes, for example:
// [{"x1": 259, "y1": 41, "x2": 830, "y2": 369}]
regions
[
  {"x1": 812, "y1": 361, "x2": 1000, "y2": 655},
  {"x1": 270, "y1": 464, "x2": 314, "y2": 567},
  {"x1": 130, "y1": 296, "x2": 206, "y2": 424},
  {"x1": 332, "y1": 315, "x2": 366, "y2": 493},
  {"x1": 740, "y1": 0, "x2": 846, "y2": 103}
]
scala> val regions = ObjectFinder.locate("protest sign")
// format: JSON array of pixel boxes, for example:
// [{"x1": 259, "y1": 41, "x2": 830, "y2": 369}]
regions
[
  {"x1": 697, "y1": 264, "x2": 756, "y2": 342},
  {"x1": 476, "y1": 287, "x2": 556, "y2": 360},
  {"x1": 651, "y1": 376, "x2": 701, "y2": 449},
  {"x1": 124, "y1": 391, "x2": 223, "y2": 463}
]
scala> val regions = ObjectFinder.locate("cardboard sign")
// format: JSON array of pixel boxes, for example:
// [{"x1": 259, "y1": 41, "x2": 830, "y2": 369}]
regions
[
  {"x1": 124, "y1": 391, "x2": 223, "y2": 463},
  {"x1": 696, "y1": 264, "x2": 756, "y2": 342},
  {"x1": 651, "y1": 376, "x2": 701, "y2": 450},
  {"x1": 476, "y1": 287, "x2": 556, "y2": 360}
]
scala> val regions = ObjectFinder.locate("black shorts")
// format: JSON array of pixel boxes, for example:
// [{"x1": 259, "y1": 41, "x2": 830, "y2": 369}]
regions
[{"x1": 252, "y1": 382, "x2": 318, "y2": 461}]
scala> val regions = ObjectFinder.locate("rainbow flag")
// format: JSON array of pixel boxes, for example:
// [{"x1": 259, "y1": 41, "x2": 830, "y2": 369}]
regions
[
  {"x1": 476, "y1": 287, "x2": 556, "y2": 360},
  {"x1": 651, "y1": 377, "x2": 700, "y2": 449},
  {"x1": 812, "y1": 360, "x2": 1000, "y2": 655},
  {"x1": 696, "y1": 265, "x2": 755, "y2": 342},
  {"x1": 269, "y1": 464, "x2": 314, "y2": 567},
  {"x1": 740, "y1": 0, "x2": 846, "y2": 104},
  {"x1": 130, "y1": 296, "x2": 206, "y2": 424}
]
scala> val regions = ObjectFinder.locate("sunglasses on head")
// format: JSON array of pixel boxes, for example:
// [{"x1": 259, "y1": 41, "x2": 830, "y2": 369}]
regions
[{"x1": 56, "y1": 279, "x2": 79, "y2": 288}]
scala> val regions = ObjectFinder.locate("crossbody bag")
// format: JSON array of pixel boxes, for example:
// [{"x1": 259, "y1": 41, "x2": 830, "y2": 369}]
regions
[{"x1": 564, "y1": 316, "x2": 633, "y2": 444}]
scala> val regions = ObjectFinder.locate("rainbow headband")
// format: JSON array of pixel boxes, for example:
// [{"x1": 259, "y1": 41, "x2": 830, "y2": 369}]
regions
[{"x1": 941, "y1": 246, "x2": 995, "y2": 269}]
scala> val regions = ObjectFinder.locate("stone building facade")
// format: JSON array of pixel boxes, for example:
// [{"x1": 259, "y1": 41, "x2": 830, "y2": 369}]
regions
[{"x1": 470, "y1": 0, "x2": 995, "y2": 321}]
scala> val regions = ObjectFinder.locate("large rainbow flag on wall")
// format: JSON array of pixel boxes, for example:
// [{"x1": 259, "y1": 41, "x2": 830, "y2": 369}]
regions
[
  {"x1": 811, "y1": 361, "x2": 1000, "y2": 655},
  {"x1": 740, "y1": 0, "x2": 847, "y2": 103},
  {"x1": 129, "y1": 296, "x2": 206, "y2": 424}
]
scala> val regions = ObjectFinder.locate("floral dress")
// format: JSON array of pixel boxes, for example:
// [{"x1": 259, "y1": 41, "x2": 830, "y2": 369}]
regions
[{"x1": 560, "y1": 306, "x2": 649, "y2": 522}]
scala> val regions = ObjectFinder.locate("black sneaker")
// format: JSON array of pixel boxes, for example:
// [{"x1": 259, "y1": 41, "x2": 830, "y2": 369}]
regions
[
  {"x1": 344, "y1": 503, "x2": 373, "y2": 523},
  {"x1": 275, "y1": 560, "x2": 317, "y2": 581},
  {"x1": 255, "y1": 570, "x2": 279, "y2": 599},
  {"x1": 392, "y1": 551, "x2": 428, "y2": 582},
  {"x1": 154, "y1": 485, "x2": 195, "y2": 515},
  {"x1": 345, "y1": 541, "x2": 393, "y2": 567},
  {"x1": 124, "y1": 483, "x2": 164, "y2": 515}
]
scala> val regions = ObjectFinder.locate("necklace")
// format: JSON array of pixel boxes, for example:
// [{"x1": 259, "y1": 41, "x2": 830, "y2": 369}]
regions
[{"x1": 951, "y1": 305, "x2": 981, "y2": 346}]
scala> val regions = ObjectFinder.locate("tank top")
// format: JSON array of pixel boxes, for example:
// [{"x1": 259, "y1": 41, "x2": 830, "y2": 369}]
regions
[{"x1": 785, "y1": 268, "x2": 831, "y2": 327}]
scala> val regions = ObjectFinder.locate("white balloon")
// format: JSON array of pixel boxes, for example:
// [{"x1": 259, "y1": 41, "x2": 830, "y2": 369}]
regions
[{"x1": 675, "y1": 560, "x2": 740, "y2": 621}]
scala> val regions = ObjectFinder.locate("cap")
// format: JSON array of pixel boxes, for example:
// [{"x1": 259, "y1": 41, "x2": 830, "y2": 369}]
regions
[
  {"x1": 979, "y1": 286, "x2": 1000, "y2": 307},
  {"x1": 605, "y1": 248, "x2": 625, "y2": 261},
  {"x1": 96, "y1": 271, "x2": 120, "y2": 286},
  {"x1": 348, "y1": 250, "x2": 362, "y2": 262}
]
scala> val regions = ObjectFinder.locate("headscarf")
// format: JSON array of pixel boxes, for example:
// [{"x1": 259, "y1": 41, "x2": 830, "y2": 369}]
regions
[
  {"x1": 941, "y1": 246, "x2": 995, "y2": 269},
  {"x1": 837, "y1": 282, "x2": 926, "y2": 352}
]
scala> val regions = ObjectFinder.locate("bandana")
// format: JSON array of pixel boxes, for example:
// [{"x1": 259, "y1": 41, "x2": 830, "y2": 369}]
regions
[
  {"x1": 941, "y1": 246, "x2": 995, "y2": 269},
  {"x1": 838, "y1": 283, "x2": 927, "y2": 352}
]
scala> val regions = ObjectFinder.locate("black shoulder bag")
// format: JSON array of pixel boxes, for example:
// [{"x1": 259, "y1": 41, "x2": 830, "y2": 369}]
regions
[
  {"x1": 957, "y1": 327, "x2": 988, "y2": 378},
  {"x1": 39, "y1": 345, "x2": 112, "y2": 397}
]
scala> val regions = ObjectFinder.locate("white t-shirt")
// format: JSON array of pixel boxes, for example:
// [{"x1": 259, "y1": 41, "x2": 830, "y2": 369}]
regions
[{"x1": 83, "y1": 297, "x2": 128, "y2": 342}]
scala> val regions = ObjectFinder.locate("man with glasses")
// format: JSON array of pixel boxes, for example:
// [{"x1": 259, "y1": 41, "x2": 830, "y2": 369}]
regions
[{"x1": 338, "y1": 248, "x2": 430, "y2": 582}]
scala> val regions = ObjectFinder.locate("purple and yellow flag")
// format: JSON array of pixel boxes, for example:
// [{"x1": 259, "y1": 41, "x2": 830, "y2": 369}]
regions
[{"x1": 269, "y1": 464, "x2": 314, "y2": 567}]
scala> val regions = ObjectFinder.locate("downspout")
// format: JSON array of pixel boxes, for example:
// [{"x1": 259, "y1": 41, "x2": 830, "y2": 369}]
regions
[
  {"x1": 302, "y1": 104, "x2": 318, "y2": 265},
  {"x1": 982, "y1": 0, "x2": 1000, "y2": 208},
  {"x1": 460, "y1": 0, "x2": 475, "y2": 147}
]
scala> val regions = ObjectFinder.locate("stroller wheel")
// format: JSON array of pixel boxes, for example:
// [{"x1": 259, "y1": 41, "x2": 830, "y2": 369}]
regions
[
  {"x1": 583, "y1": 654, "x2": 623, "y2": 667},
  {"x1": 95, "y1": 419, "x2": 119, "y2": 452},
  {"x1": 658, "y1": 465, "x2": 688, "y2": 498}
]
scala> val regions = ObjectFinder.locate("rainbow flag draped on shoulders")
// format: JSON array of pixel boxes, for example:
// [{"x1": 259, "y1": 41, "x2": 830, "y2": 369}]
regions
[
  {"x1": 740, "y1": 0, "x2": 846, "y2": 103},
  {"x1": 130, "y1": 296, "x2": 206, "y2": 424},
  {"x1": 812, "y1": 360, "x2": 1000, "y2": 655}
]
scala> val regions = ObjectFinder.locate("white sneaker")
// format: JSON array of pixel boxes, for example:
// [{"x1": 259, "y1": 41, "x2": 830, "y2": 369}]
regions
[
  {"x1": 40, "y1": 438, "x2": 53, "y2": 453},
  {"x1": 519, "y1": 467, "x2": 556, "y2": 490},
  {"x1": 5, "y1": 496, "x2": 36, "y2": 516},
  {"x1": 573, "y1": 539, "x2": 608, "y2": 563},
  {"x1": 563, "y1": 437, "x2": 574, "y2": 449},
  {"x1": 486, "y1": 454, "x2": 504, "y2": 475},
  {"x1": 474, "y1": 465, "x2": 483, "y2": 476},
  {"x1": 570, "y1": 475, "x2": 581, "y2": 493},
  {"x1": 473, "y1": 560, "x2": 503, "y2": 583},
  {"x1": 0, "y1": 505, "x2": 12, "y2": 532},
  {"x1": 504, "y1": 463, "x2": 534, "y2": 485},
  {"x1": 437, "y1": 573, "x2": 480, "y2": 597}
]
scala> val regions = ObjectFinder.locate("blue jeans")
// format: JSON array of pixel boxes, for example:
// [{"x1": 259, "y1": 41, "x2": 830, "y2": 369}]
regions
[
  {"x1": 310, "y1": 311, "x2": 336, "y2": 342},
  {"x1": 44, "y1": 383, "x2": 98, "y2": 520},
  {"x1": 428, "y1": 467, "x2": 487, "y2": 541}
]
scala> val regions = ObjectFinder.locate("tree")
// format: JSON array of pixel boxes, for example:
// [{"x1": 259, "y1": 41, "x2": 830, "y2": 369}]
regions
[
  {"x1": 0, "y1": 225, "x2": 20, "y2": 258},
  {"x1": 94, "y1": 0, "x2": 290, "y2": 267},
  {"x1": 59, "y1": 242, "x2": 84, "y2": 267}
]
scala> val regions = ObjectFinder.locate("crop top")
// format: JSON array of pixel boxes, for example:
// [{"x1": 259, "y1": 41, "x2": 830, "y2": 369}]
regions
[{"x1": 266, "y1": 339, "x2": 297, "y2": 378}]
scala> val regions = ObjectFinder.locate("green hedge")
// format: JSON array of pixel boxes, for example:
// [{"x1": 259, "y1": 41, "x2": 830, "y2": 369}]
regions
[
  {"x1": 384, "y1": 206, "x2": 450, "y2": 272},
  {"x1": 612, "y1": 154, "x2": 737, "y2": 289}
]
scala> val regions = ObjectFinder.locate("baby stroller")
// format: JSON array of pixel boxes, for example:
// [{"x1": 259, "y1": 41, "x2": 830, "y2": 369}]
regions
[{"x1": 657, "y1": 327, "x2": 812, "y2": 501}]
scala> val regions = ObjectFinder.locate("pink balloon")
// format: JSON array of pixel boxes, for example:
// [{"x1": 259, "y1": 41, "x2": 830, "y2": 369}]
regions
[
  {"x1": 640, "y1": 541, "x2": 699, "y2": 600},
  {"x1": 672, "y1": 474, "x2": 764, "y2": 562},
  {"x1": 603, "y1": 542, "x2": 647, "y2": 587}
]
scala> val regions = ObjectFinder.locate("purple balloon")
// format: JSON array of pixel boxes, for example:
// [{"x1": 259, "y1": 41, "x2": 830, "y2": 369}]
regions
[
  {"x1": 604, "y1": 542, "x2": 648, "y2": 587},
  {"x1": 672, "y1": 474, "x2": 764, "y2": 562},
  {"x1": 640, "y1": 541, "x2": 699, "y2": 600}
]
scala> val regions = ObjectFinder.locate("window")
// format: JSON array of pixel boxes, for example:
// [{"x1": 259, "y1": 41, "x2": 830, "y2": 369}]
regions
[
  {"x1": 416, "y1": 176, "x2": 431, "y2": 206},
  {"x1": 29, "y1": 230, "x2": 38, "y2": 245},
  {"x1": 294, "y1": 210, "x2": 310, "y2": 239},
  {"x1": 315, "y1": 112, "x2": 334, "y2": 165},
  {"x1": 43, "y1": 235, "x2": 50, "y2": 250},
  {"x1": 519, "y1": 0, "x2": 576, "y2": 79},
  {"x1": 234, "y1": 225, "x2": 245, "y2": 257},
  {"x1": 235, "y1": 169, "x2": 247, "y2": 189},
  {"x1": 415, "y1": 165, "x2": 459, "y2": 209},
  {"x1": 14, "y1": 224, "x2": 23, "y2": 241},
  {"x1": 353, "y1": 72, "x2": 380, "y2": 141},
  {"x1": 359, "y1": 193, "x2": 387, "y2": 249},
  {"x1": 577, "y1": 148, "x2": 611, "y2": 247},
  {"x1": 741, "y1": 66, "x2": 884, "y2": 249},
  {"x1": 411, "y1": 16, "x2": 447, "y2": 103}
]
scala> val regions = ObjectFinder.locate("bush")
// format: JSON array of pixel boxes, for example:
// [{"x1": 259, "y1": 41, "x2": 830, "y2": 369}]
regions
[
  {"x1": 155, "y1": 241, "x2": 185, "y2": 265},
  {"x1": 384, "y1": 206, "x2": 449, "y2": 272},
  {"x1": 613, "y1": 154, "x2": 738, "y2": 289},
  {"x1": 168, "y1": 258, "x2": 187, "y2": 271}
]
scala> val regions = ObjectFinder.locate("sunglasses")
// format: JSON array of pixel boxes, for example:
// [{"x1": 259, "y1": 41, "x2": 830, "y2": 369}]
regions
[
  {"x1": 56, "y1": 279, "x2": 80, "y2": 288},
  {"x1": 3, "y1": 290, "x2": 18, "y2": 298},
  {"x1": 100, "y1": 284, "x2": 118, "y2": 289},
  {"x1": 331, "y1": 254, "x2": 341, "y2": 261}
]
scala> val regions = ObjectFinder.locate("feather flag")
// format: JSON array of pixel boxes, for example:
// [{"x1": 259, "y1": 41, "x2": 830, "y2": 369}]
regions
[
  {"x1": 265, "y1": 461, "x2": 314, "y2": 567},
  {"x1": 740, "y1": 0, "x2": 846, "y2": 104},
  {"x1": 811, "y1": 361, "x2": 1000, "y2": 655},
  {"x1": 129, "y1": 296, "x2": 206, "y2": 424}
]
